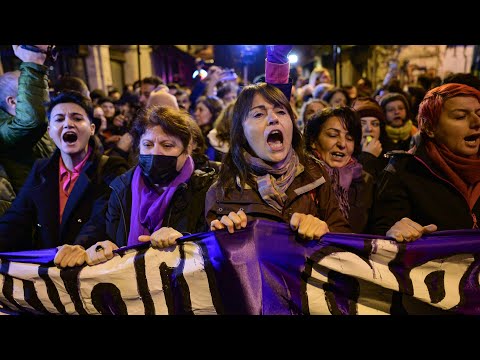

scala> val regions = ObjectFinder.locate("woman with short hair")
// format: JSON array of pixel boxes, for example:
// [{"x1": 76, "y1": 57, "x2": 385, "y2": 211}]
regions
[{"x1": 372, "y1": 83, "x2": 480, "y2": 241}]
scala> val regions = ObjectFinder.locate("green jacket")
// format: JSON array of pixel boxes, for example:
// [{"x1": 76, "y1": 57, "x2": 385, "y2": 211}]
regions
[
  {"x1": 0, "y1": 163, "x2": 15, "y2": 217},
  {"x1": 0, "y1": 62, "x2": 56, "y2": 193}
]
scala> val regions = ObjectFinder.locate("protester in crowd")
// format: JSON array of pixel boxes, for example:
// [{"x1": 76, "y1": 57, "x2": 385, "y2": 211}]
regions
[
  {"x1": 53, "y1": 75, "x2": 90, "y2": 98},
  {"x1": 98, "y1": 97, "x2": 117, "y2": 123},
  {"x1": 139, "y1": 76, "x2": 165, "y2": 107},
  {"x1": 147, "y1": 87, "x2": 179, "y2": 109},
  {"x1": 407, "y1": 85, "x2": 427, "y2": 125},
  {"x1": 207, "y1": 101, "x2": 235, "y2": 162},
  {"x1": 297, "y1": 98, "x2": 329, "y2": 133},
  {"x1": 372, "y1": 83, "x2": 480, "y2": 241},
  {"x1": 379, "y1": 92, "x2": 418, "y2": 153},
  {"x1": 351, "y1": 97, "x2": 390, "y2": 179},
  {"x1": 103, "y1": 92, "x2": 142, "y2": 165},
  {"x1": 442, "y1": 72, "x2": 480, "y2": 90},
  {"x1": 187, "y1": 118, "x2": 221, "y2": 173},
  {"x1": 304, "y1": 107, "x2": 374, "y2": 233},
  {"x1": 0, "y1": 45, "x2": 56, "y2": 195},
  {"x1": 343, "y1": 85, "x2": 358, "y2": 102},
  {"x1": 97, "y1": 96, "x2": 125, "y2": 151},
  {"x1": 92, "y1": 104, "x2": 107, "y2": 154},
  {"x1": 312, "y1": 83, "x2": 335, "y2": 101},
  {"x1": 100, "y1": 87, "x2": 178, "y2": 168},
  {"x1": 189, "y1": 64, "x2": 233, "y2": 107},
  {"x1": 356, "y1": 77, "x2": 373, "y2": 97},
  {"x1": 175, "y1": 89, "x2": 192, "y2": 113},
  {"x1": 193, "y1": 95, "x2": 224, "y2": 159},
  {"x1": 0, "y1": 91, "x2": 128, "y2": 267},
  {"x1": 84, "y1": 106, "x2": 217, "y2": 265},
  {"x1": 206, "y1": 82, "x2": 351, "y2": 239},
  {"x1": 321, "y1": 87, "x2": 351, "y2": 108},
  {"x1": 167, "y1": 82, "x2": 180, "y2": 96},
  {"x1": 108, "y1": 87, "x2": 121, "y2": 102},
  {"x1": 217, "y1": 82, "x2": 238, "y2": 106},
  {"x1": 296, "y1": 67, "x2": 332, "y2": 103},
  {"x1": 117, "y1": 92, "x2": 141, "y2": 123},
  {"x1": 90, "y1": 89, "x2": 107, "y2": 105}
]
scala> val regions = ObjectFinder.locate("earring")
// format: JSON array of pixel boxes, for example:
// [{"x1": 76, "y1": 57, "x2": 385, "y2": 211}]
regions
[{"x1": 425, "y1": 128, "x2": 434, "y2": 138}]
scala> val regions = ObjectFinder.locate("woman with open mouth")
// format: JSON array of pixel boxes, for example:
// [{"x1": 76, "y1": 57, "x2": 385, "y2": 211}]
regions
[
  {"x1": 206, "y1": 82, "x2": 351, "y2": 241},
  {"x1": 0, "y1": 91, "x2": 128, "y2": 267},
  {"x1": 304, "y1": 107, "x2": 374, "y2": 234},
  {"x1": 372, "y1": 83, "x2": 480, "y2": 241},
  {"x1": 379, "y1": 92, "x2": 419, "y2": 153}
]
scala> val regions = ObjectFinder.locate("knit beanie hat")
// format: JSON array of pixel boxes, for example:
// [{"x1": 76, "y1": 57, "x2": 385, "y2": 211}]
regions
[
  {"x1": 379, "y1": 92, "x2": 410, "y2": 113},
  {"x1": 352, "y1": 99, "x2": 385, "y2": 122}
]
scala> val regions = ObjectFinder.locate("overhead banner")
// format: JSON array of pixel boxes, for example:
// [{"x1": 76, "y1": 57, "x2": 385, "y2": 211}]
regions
[{"x1": 0, "y1": 220, "x2": 479, "y2": 315}]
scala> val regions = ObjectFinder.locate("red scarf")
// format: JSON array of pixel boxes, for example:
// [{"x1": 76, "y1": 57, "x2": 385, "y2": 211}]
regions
[{"x1": 425, "y1": 140, "x2": 480, "y2": 210}]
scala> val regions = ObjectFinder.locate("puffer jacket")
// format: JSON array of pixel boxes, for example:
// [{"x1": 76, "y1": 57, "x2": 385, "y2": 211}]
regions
[
  {"x1": 0, "y1": 62, "x2": 56, "y2": 193},
  {"x1": 0, "y1": 163, "x2": 15, "y2": 217}
]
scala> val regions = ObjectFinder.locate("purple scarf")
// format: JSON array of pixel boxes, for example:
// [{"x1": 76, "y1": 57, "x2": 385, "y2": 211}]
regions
[
  {"x1": 313, "y1": 151, "x2": 363, "y2": 221},
  {"x1": 127, "y1": 156, "x2": 194, "y2": 246}
]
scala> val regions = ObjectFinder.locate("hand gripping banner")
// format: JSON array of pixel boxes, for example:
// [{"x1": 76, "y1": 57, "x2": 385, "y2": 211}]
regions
[{"x1": 0, "y1": 220, "x2": 479, "y2": 315}]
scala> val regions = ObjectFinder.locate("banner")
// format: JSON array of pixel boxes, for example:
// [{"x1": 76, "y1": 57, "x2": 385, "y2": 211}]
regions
[{"x1": 0, "y1": 220, "x2": 479, "y2": 315}]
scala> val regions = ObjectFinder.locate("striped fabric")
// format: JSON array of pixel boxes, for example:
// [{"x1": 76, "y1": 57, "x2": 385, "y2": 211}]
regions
[{"x1": 1, "y1": 221, "x2": 479, "y2": 315}]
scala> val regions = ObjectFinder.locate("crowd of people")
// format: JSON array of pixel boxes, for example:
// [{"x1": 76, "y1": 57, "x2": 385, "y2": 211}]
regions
[{"x1": 0, "y1": 44, "x2": 478, "y2": 269}]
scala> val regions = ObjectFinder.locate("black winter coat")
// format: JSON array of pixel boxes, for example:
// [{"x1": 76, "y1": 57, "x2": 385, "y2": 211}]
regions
[
  {"x1": 106, "y1": 166, "x2": 217, "y2": 247},
  {"x1": 0, "y1": 141, "x2": 128, "y2": 251},
  {"x1": 371, "y1": 142, "x2": 480, "y2": 235}
]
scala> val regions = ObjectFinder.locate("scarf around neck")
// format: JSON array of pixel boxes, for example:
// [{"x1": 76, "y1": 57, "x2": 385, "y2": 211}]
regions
[
  {"x1": 243, "y1": 148, "x2": 300, "y2": 213},
  {"x1": 312, "y1": 150, "x2": 363, "y2": 220},
  {"x1": 425, "y1": 140, "x2": 480, "y2": 211},
  {"x1": 386, "y1": 119, "x2": 416, "y2": 142},
  {"x1": 127, "y1": 156, "x2": 194, "y2": 246}
]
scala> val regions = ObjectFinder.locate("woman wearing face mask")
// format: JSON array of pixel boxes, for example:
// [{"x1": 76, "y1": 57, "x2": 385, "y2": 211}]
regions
[
  {"x1": 206, "y1": 83, "x2": 350, "y2": 240},
  {"x1": 304, "y1": 107, "x2": 374, "y2": 233},
  {"x1": 85, "y1": 106, "x2": 217, "y2": 265}
]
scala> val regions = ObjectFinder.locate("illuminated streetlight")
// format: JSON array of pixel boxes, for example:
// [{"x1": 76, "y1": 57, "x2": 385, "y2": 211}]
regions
[
  {"x1": 288, "y1": 54, "x2": 298, "y2": 64},
  {"x1": 192, "y1": 69, "x2": 208, "y2": 80}
]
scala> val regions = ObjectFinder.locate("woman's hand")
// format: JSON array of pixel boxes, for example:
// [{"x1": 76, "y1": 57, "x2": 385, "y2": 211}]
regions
[
  {"x1": 112, "y1": 114, "x2": 126, "y2": 127},
  {"x1": 54, "y1": 244, "x2": 86, "y2": 268},
  {"x1": 115, "y1": 133, "x2": 133, "y2": 152},
  {"x1": 85, "y1": 240, "x2": 118, "y2": 266},
  {"x1": 362, "y1": 137, "x2": 383, "y2": 157},
  {"x1": 210, "y1": 209, "x2": 247, "y2": 234},
  {"x1": 290, "y1": 213, "x2": 329, "y2": 240},
  {"x1": 386, "y1": 217, "x2": 437, "y2": 242},
  {"x1": 138, "y1": 227, "x2": 183, "y2": 249}
]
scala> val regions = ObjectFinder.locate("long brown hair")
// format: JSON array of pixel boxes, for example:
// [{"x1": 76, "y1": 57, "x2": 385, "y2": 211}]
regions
[{"x1": 217, "y1": 83, "x2": 304, "y2": 192}]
